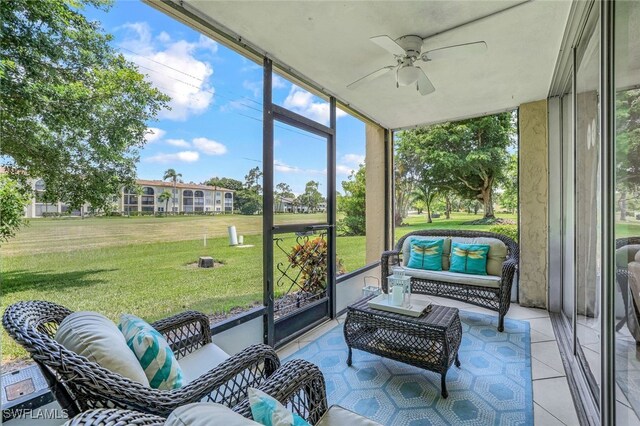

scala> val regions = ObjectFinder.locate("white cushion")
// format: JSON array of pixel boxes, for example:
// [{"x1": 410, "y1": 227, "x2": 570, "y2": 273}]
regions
[
  {"x1": 404, "y1": 267, "x2": 502, "y2": 289},
  {"x1": 55, "y1": 311, "x2": 149, "y2": 386},
  {"x1": 180, "y1": 343, "x2": 230, "y2": 384},
  {"x1": 316, "y1": 405, "x2": 382, "y2": 426},
  {"x1": 165, "y1": 403, "x2": 260, "y2": 426}
]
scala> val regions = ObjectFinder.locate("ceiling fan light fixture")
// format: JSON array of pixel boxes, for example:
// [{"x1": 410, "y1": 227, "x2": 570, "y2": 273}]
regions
[{"x1": 397, "y1": 65, "x2": 421, "y2": 86}]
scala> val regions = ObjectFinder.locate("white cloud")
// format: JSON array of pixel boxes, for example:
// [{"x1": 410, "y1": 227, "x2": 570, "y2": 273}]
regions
[
  {"x1": 342, "y1": 154, "x2": 365, "y2": 166},
  {"x1": 243, "y1": 80, "x2": 262, "y2": 98},
  {"x1": 166, "y1": 138, "x2": 190, "y2": 148},
  {"x1": 117, "y1": 22, "x2": 216, "y2": 121},
  {"x1": 283, "y1": 85, "x2": 347, "y2": 125},
  {"x1": 192, "y1": 137, "x2": 227, "y2": 155},
  {"x1": 336, "y1": 164, "x2": 356, "y2": 175},
  {"x1": 145, "y1": 151, "x2": 200, "y2": 164},
  {"x1": 196, "y1": 34, "x2": 218, "y2": 54},
  {"x1": 156, "y1": 31, "x2": 171, "y2": 43},
  {"x1": 272, "y1": 75, "x2": 287, "y2": 89},
  {"x1": 275, "y1": 160, "x2": 325, "y2": 175},
  {"x1": 145, "y1": 127, "x2": 166, "y2": 143}
]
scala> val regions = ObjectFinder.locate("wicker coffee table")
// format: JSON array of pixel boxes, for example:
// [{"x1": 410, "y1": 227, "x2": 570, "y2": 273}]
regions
[{"x1": 344, "y1": 295, "x2": 462, "y2": 398}]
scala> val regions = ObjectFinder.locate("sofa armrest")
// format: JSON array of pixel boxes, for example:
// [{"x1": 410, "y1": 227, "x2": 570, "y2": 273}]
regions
[
  {"x1": 233, "y1": 359, "x2": 328, "y2": 425},
  {"x1": 151, "y1": 311, "x2": 212, "y2": 359},
  {"x1": 500, "y1": 258, "x2": 518, "y2": 297},
  {"x1": 381, "y1": 250, "x2": 401, "y2": 293}
]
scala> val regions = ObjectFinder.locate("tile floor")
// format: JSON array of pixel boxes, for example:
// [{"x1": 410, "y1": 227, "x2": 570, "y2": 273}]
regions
[
  {"x1": 7, "y1": 299, "x2": 580, "y2": 425},
  {"x1": 278, "y1": 297, "x2": 581, "y2": 425}
]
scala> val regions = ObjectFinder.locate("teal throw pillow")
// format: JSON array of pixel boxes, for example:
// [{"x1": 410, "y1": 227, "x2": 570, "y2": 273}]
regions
[
  {"x1": 119, "y1": 314, "x2": 183, "y2": 390},
  {"x1": 248, "y1": 387, "x2": 310, "y2": 426},
  {"x1": 407, "y1": 239, "x2": 444, "y2": 271},
  {"x1": 449, "y1": 242, "x2": 490, "y2": 275}
]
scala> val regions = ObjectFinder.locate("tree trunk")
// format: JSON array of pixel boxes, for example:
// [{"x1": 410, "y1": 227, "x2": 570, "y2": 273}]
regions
[
  {"x1": 619, "y1": 191, "x2": 627, "y2": 221},
  {"x1": 445, "y1": 195, "x2": 451, "y2": 219},
  {"x1": 394, "y1": 210, "x2": 404, "y2": 227},
  {"x1": 473, "y1": 202, "x2": 479, "y2": 215},
  {"x1": 481, "y1": 187, "x2": 495, "y2": 219},
  {"x1": 426, "y1": 202, "x2": 432, "y2": 223}
]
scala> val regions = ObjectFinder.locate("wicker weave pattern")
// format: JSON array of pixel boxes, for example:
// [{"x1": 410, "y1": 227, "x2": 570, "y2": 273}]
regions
[
  {"x1": 382, "y1": 230, "x2": 519, "y2": 332},
  {"x1": 66, "y1": 359, "x2": 328, "y2": 425},
  {"x1": 64, "y1": 409, "x2": 165, "y2": 426},
  {"x1": 615, "y1": 237, "x2": 640, "y2": 341},
  {"x1": 2, "y1": 301, "x2": 280, "y2": 418},
  {"x1": 344, "y1": 297, "x2": 462, "y2": 398},
  {"x1": 234, "y1": 359, "x2": 328, "y2": 424}
]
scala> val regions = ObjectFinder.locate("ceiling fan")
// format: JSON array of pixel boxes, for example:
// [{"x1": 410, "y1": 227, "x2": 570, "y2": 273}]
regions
[{"x1": 347, "y1": 35, "x2": 487, "y2": 95}]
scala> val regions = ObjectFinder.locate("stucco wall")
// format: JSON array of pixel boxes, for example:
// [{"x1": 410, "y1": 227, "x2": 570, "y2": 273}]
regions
[
  {"x1": 365, "y1": 124, "x2": 388, "y2": 264},
  {"x1": 519, "y1": 100, "x2": 549, "y2": 308}
]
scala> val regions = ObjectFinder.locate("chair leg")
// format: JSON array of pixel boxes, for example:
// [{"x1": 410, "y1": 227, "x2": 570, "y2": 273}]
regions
[
  {"x1": 616, "y1": 317, "x2": 627, "y2": 332},
  {"x1": 498, "y1": 314, "x2": 505, "y2": 332}
]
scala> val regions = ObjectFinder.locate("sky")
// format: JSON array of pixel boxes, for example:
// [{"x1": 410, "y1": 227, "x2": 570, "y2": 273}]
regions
[{"x1": 86, "y1": 1, "x2": 366, "y2": 196}]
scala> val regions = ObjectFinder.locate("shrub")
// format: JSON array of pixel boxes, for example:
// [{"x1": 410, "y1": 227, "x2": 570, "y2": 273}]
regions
[
  {"x1": 488, "y1": 224, "x2": 518, "y2": 242},
  {"x1": 287, "y1": 237, "x2": 346, "y2": 293},
  {"x1": 0, "y1": 175, "x2": 29, "y2": 242}
]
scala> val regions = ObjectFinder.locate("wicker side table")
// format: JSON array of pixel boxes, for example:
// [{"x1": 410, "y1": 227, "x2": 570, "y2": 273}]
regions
[{"x1": 344, "y1": 296, "x2": 462, "y2": 398}]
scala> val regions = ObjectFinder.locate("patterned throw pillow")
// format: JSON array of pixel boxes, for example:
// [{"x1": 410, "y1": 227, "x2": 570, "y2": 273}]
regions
[
  {"x1": 407, "y1": 239, "x2": 444, "y2": 271},
  {"x1": 248, "y1": 387, "x2": 310, "y2": 426},
  {"x1": 119, "y1": 314, "x2": 183, "y2": 390},
  {"x1": 449, "y1": 242, "x2": 490, "y2": 275}
]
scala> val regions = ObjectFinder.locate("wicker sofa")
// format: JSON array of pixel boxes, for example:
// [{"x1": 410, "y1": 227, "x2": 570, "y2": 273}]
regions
[
  {"x1": 382, "y1": 230, "x2": 519, "y2": 331},
  {"x1": 2, "y1": 301, "x2": 326, "y2": 422},
  {"x1": 615, "y1": 237, "x2": 640, "y2": 343}
]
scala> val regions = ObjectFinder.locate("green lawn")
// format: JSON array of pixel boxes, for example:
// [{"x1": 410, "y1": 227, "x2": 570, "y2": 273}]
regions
[{"x1": 2, "y1": 211, "x2": 518, "y2": 363}]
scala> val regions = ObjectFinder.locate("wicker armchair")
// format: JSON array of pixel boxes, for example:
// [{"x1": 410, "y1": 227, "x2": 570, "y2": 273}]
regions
[
  {"x1": 2, "y1": 301, "x2": 285, "y2": 418},
  {"x1": 382, "y1": 230, "x2": 519, "y2": 332},
  {"x1": 615, "y1": 237, "x2": 640, "y2": 343},
  {"x1": 64, "y1": 359, "x2": 328, "y2": 425}
]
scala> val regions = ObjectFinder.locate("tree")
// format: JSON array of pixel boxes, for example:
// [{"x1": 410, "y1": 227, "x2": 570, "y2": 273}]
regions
[
  {"x1": 204, "y1": 177, "x2": 243, "y2": 191},
  {"x1": 411, "y1": 181, "x2": 439, "y2": 223},
  {"x1": 394, "y1": 146, "x2": 418, "y2": 226},
  {"x1": 615, "y1": 89, "x2": 640, "y2": 220},
  {"x1": 235, "y1": 167, "x2": 263, "y2": 215},
  {"x1": 299, "y1": 181, "x2": 323, "y2": 213},
  {"x1": 0, "y1": 175, "x2": 29, "y2": 243},
  {"x1": 1, "y1": 0, "x2": 169, "y2": 211},
  {"x1": 497, "y1": 153, "x2": 518, "y2": 213},
  {"x1": 275, "y1": 182, "x2": 294, "y2": 213},
  {"x1": 338, "y1": 165, "x2": 366, "y2": 235},
  {"x1": 158, "y1": 190, "x2": 172, "y2": 214},
  {"x1": 396, "y1": 111, "x2": 515, "y2": 219},
  {"x1": 163, "y1": 169, "x2": 182, "y2": 212},
  {"x1": 244, "y1": 167, "x2": 263, "y2": 194},
  {"x1": 238, "y1": 191, "x2": 261, "y2": 215}
]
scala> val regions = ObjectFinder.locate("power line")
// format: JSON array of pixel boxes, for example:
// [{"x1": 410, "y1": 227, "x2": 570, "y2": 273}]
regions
[{"x1": 121, "y1": 46, "x2": 263, "y2": 107}]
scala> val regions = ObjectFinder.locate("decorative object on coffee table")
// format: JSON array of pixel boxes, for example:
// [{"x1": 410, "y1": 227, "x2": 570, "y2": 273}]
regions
[
  {"x1": 344, "y1": 295, "x2": 462, "y2": 398},
  {"x1": 366, "y1": 293, "x2": 431, "y2": 317}
]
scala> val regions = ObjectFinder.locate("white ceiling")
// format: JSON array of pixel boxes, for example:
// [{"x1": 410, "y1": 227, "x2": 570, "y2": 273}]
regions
[{"x1": 182, "y1": 0, "x2": 572, "y2": 129}]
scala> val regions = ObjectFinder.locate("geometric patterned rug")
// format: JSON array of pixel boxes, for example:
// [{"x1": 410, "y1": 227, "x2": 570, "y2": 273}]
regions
[{"x1": 285, "y1": 310, "x2": 533, "y2": 426}]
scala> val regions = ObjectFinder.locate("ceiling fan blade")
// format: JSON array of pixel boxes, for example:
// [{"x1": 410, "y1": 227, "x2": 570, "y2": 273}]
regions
[
  {"x1": 370, "y1": 35, "x2": 406, "y2": 56},
  {"x1": 423, "y1": 41, "x2": 487, "y2": 61},
  {"x1": 347, "y1": 65, "x2": 395, "y2": 89},
  {"x1": 417, "y1": 68, "x2": 435, "y2": 96}
]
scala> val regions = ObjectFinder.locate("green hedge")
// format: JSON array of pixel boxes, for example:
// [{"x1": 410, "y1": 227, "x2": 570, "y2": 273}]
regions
[{"x1": 488, "y1": 224, "x2": 518, "y2": 242}]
